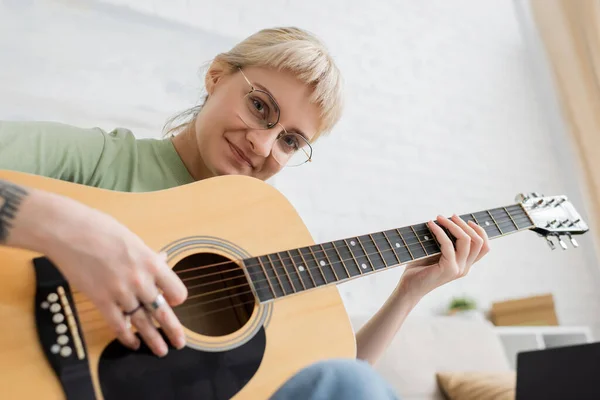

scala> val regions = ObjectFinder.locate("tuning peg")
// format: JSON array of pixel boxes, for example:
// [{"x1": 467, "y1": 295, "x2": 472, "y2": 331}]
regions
[
  {"x1": 515, "y1": 193, "x2": 530, "y2": 203},
  {"x1": 567, "y1": 233, "x2": 579, "y2": 248},
  {"x1": 545, "y1": 219, "x2": 557, "y2": 228},
  {"x1": 558, "y1": 236, "x2": 568, "y2": 250},
  {"x1": 554, "y1": 198, "x2": 566, "y2": 207},
  {"x1": 557, "y1": 219, "x2": 570, "y2": 227},
  {"x1": 532, "y1": 199, "x2": 545, "y2": 208},
  {"x1": 545, "y1": 236, "x2": 556, "y2": 250},
  {"x1": 569, "y1": 219, "x2": 581, "y2": 227}
]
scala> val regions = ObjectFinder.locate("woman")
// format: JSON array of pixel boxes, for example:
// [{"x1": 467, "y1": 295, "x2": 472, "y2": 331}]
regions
[{"x1": 0, "y1": 27, "x2": 489, "y2": 399}]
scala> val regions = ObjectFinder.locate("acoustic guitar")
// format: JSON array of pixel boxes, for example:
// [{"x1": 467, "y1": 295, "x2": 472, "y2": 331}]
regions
[{"x1": 0, "y1": 170, "x2": 589, "y2": 399}]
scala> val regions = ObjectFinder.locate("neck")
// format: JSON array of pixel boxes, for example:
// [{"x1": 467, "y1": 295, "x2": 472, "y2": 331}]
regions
[
  {"x1": 244, "y1": 203, "x2": 534, "y2": 302},
  {"x1": 171, "y1": 123, "x2": 213, "y2": 181}
]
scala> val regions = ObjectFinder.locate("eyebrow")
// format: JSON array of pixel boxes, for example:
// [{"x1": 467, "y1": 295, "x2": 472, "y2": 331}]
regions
[{"x1": 253, "y1": 81, "x2": 311, "y2": 141}]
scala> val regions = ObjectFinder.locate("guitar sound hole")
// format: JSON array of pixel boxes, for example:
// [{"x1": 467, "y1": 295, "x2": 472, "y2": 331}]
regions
[{"x1": 172, "y1": 253, "x2": 255, "y2": 337}]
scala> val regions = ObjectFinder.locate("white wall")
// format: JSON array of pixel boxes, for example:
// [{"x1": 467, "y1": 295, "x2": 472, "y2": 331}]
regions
[{"x1": 2, "y1": 0, "x2": 599, "y2": 337}]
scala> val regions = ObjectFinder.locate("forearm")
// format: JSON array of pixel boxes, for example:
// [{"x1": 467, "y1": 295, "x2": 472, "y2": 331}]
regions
[
  {"x1": 355, "y1": 286, "x2": 422, "y2": 365},
  {"x1": 0, "y1": 179, "x2": 61, "y2": 254}
]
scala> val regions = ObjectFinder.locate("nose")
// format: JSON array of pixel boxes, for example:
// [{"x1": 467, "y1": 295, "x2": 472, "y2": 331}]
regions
[{"x1": 246, "y1": 128, "x2": 278, "y2": 158}]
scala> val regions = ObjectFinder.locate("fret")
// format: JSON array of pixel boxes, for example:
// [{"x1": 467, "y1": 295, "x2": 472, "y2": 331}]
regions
[
  {"x1": 278, "y1": 251, "x2": 304, "y2": 292},
  {"x1": 383, "y1": 230, "x2": 413, "y2": 263},
  {"x1": 490, "y1": 207, "x2": 518, "y2": 233},
  {"x1": 266, "y1": 254, "x2": 294, "y2": 295},
  {"x1": 357, "y1": 235, "x2": 386, "y2": 270},
  {"x1": 506, "y1": 204, "x2": 534, "y2": 229},
  {"x1": 399, "y1": 227, "x2": 427, "y2": 259},
  {"x1": 460, "y1": 213, "x2": 477, "y2": 225},
  {"x1": 335, "y1": 240, "x2": 363, "y2": 277},
  {"x1": 502, "y1": 207, "x2": 519, "y2": 231},
  {"x1": 258, "y1": 256, "x2": 285, "y2": 298},
  {"x1": 372, "y1": 232, "x2": 400, "y2": 266},
  {"x1": 308, "y1": 245, "x2": 336, "y2": 284},
  {"x1": 486, "y1": 210, "x2": 503, "y2": 235},
  {"x1": 299, "y1": 247, "x2": 327, "y2": 286},
  {"x1": 317, "y1": 244, "x2": 339, "y2": 281},
  {"x1": 244, "y1": 257, "x2": 275, "y2": 302},
  {"x1": 345, "y1": 237, "x2": 374, "y2": 273},
  {"x1": 329, "y1": 241, "x2": 353, "y2": 278},
  {"x1": 412, "y1": 223, "x2": 440, "y2": 255},
  {"x1": 472, "y1": 211, "x2": 502, "y2": 238},
  {"x1": 291, "y1": 248, "x2": 317, "y2": 289},
  {"x1": 410, "y1": 225, "x2": 429, "y2": 257},
  {"x1": 321, "y1": 242, "x2": 350, "y2": 280}
]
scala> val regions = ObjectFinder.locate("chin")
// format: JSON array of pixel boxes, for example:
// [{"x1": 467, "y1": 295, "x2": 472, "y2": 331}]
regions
[{"x1": 212, "y1": 161, "x2": 250, "y2": 177}]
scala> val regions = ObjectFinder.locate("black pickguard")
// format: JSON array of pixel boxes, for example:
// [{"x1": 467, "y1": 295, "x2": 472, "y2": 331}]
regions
[{"x1": 98, "y1": 328, "x2": 266, "y2": 400}]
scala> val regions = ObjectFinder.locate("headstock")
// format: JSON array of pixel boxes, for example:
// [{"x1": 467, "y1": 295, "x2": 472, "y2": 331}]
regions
[{"x1": 516, "y1": 192, "x2": 589, "y2": 250}]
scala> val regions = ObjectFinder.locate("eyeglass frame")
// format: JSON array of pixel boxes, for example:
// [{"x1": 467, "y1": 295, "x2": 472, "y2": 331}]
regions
[{"x1": 237, "y1": 67, "x2": 313, "y2": 167}]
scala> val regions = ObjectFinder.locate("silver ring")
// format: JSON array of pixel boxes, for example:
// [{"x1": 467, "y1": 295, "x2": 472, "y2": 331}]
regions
[{"x1": 146, "y1": 293, "x2": 166, "y2": 311}]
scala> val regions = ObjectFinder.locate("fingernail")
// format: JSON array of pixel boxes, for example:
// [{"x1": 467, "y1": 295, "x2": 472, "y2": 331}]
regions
[
  {"x1": 159, "y1": 251, "x2": 168, "y2": 260},
  {"x1": 176, "y1": 336, "x2": 186, "y2": 350},
  {"x1": 159, "y1": 345, "x2": 169, "y2": 358}
]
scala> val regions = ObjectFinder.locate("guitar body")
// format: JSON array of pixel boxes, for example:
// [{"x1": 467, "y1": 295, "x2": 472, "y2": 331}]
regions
[{"x1": 0, "y1": 170, "x2": 356, "y2": 400}]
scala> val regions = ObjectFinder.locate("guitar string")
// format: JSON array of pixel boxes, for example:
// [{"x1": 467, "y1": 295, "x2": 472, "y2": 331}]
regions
[
  {"x1": 72, "y1": 212, "x2": 529, "y2": 305},
  {"x1": 70, "y1": 211, "x2": 530, "y2": 300},
  {"x1": 74, "y1": 214, "x2": 537, "y2": 332},
  {"x1": 72, "y1": 212, "x2": 532, "y2": 314}
]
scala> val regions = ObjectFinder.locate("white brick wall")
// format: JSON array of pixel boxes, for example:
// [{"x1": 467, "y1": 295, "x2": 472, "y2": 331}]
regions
[{"x1": 2, "y1": 0, "x2": 600, "y2": 337}]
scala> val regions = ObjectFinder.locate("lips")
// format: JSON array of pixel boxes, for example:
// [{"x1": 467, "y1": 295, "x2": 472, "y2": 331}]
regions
[{"x1": 227, "y1": 140, "x2": 254, "y2": 168}]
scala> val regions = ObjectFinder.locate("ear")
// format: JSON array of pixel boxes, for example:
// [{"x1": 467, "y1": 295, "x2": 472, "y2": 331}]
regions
[{"x1": 205, "y1": 59, "x2": 227, "y2": 96}]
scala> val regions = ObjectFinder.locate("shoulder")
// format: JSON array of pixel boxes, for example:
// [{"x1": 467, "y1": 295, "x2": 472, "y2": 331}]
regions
[
  {"x1": 0, "y1": 120, "x2": 142, "y2": 185},
  {"x1": 0, "y1": 120, "x2": 107, "y2": 146}
]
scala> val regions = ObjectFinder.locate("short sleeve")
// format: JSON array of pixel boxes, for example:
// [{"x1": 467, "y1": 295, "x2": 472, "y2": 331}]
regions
[{"x1": 0, "y1": 120, "x2": 106, "y2": 185}]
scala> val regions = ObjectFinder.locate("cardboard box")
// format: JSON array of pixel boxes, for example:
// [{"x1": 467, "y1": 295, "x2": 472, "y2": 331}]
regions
[{"x1": 491, "y1": 293, "x2": 559, "y2": 326}]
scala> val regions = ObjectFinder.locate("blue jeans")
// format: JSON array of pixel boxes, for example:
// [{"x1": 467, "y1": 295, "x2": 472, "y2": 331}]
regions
[{"x1": 269, "y1": 358, "x2": 400, "y2": 400}]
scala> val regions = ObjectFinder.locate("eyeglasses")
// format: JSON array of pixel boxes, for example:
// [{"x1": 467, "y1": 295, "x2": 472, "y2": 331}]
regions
[{"x1": 237, "y1": 68, "x2": 312, "y2": 167}]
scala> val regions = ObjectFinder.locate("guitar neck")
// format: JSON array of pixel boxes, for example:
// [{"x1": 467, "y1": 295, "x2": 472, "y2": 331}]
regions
[{"x1": 244, "y1": 203, "x2": 534, "y2": 302}]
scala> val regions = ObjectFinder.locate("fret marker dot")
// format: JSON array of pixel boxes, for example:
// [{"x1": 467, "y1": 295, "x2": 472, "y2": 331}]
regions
[
  {"x1": 424, "y1": 235, "x2": 429, "y2": 240},
  {"x1": 298, "y1": 266, "x2": 305, "y2": 272},
  {"x1": 320, "y1": 260, "x2": 326, "y2": 266},
  {"x1": 395, "y1": 243, "x2": 400, "y2": 248},
  {"x1": 485, "y1": 221, "x2": 491, "y2": 226},
  {"x1": 350, "y1": 240, "x2": 356, "y2": 246},
  {"x1": 361, "y1": 263, "x2": 368, "y2": 269}
]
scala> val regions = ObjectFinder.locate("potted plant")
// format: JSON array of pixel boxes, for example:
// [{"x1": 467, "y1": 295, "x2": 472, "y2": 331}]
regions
[{"x1": 447, "y1": 296, "x2": 483, "y2": 319}]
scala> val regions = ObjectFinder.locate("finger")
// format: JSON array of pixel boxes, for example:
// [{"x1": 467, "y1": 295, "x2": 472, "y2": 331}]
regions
[
  {"x1": 140, "y1": 291, "x2": 186, "y2": 351},
  {"x1": 153, "y1": 254, "x2": 188, "y2": 307},
  {"x1": 427, "y1": 218, "x2": 457, "y2": 265},
  {"x1": 130, "y1": 306, "x2": 170, "y2": 357},
  {"x1": 468, "y1": 220, "x2": 490, "y2": 262},
  {"x1": 435, "y1": 215, "x2": 471, "y2": 266},
  {"x1": 450, "y1": 215, "x2": 483, "y2": 266},
  {"x1": 97, "y1": 300, "x2": 140, "y2": 351}
]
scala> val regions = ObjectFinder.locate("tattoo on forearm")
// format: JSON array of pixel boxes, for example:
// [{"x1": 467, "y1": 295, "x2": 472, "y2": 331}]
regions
[{"x1": 0, "y1": 180, "x2": 29, "y2": 243}]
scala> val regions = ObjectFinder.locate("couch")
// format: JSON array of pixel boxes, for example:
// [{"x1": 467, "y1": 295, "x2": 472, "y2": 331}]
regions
[{"x1": 349, "y1": 314, "x2": 514, "y2": 400}]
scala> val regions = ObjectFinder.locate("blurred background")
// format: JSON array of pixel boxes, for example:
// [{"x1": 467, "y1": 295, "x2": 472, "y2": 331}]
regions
[{"x1": 2, "y1": 0, "x2": 599, "y2": 383}]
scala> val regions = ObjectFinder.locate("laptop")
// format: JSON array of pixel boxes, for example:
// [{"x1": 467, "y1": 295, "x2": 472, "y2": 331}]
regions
[{"x1": 516, "y1": 341, "x2": 600, "y2": 399}]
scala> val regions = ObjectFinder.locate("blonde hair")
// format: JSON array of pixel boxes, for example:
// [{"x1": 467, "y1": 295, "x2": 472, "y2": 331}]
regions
[{"x1": 164, "y1": 27, "x2": 344, "y2": 141}]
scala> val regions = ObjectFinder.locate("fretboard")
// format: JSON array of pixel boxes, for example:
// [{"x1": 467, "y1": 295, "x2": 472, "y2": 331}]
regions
[{"x1": 244, "y1": 203, "x2": 534, "y2": 302}]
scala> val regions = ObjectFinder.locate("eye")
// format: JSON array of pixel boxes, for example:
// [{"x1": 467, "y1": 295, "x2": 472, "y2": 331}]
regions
[
  {"x1": 252, "y1": 98, "x2": 265, "y2": 113},
  {"x1": 279, "y1": 134, "x2": 301, "y2": 153},
  {"x1": 248, "y1": 95, "x2": 271, "y2": 121}
]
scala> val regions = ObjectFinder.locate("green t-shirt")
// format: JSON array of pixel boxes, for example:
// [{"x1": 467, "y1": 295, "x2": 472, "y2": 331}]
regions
[{"x1": 0, "y1": 120, "x2": 195, "y2": 192}]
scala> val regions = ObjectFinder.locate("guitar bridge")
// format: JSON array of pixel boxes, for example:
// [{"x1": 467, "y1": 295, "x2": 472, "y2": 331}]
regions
[{"x1": 33, "y1": 257, "x2": 96, "y2": 399}]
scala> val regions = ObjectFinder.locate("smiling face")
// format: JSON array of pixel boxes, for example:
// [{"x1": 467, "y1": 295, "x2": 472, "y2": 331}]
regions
[{"x1": 191, "y1": 65, "x2": 321, "y2": 181}]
